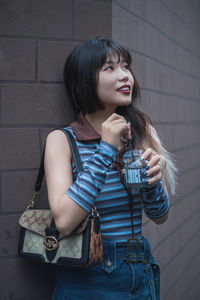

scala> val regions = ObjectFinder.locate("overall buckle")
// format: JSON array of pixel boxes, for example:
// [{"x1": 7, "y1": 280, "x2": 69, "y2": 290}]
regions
[{"x1": 126, "y1": 238, "x2": 147, "y2": 264}]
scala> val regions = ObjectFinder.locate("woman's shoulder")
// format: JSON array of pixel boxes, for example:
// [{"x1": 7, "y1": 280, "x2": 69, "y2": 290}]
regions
[
  {"x1": 45, "y1": 126, "x2": 73, "y2": 158},
  {"x1": 46, "y1": 125, "x2": 74, "y2": 141}
]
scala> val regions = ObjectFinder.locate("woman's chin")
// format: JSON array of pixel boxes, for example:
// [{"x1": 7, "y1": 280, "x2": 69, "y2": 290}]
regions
[
  {"x1": 101, "y1": 98, "x2": 132, "y2": 110},
  {"x1": 119, "y1": 99, "x2": 132, "y2": 107}
]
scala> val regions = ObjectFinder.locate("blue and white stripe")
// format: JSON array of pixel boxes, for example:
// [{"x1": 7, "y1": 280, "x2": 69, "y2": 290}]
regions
[{"x1": 65, "y1": 126, "x2": 169, "y2": 241}]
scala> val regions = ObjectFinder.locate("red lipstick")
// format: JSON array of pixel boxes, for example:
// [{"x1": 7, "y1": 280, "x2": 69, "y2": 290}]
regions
[{"x1": 117, "y1": 85, "x2": 131, "y2": 95}]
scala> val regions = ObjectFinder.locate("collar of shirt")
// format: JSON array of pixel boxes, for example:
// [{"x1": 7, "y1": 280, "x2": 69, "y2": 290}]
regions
[{"x1": 71, "y1": 112, "x2": 101, "y2": 142}]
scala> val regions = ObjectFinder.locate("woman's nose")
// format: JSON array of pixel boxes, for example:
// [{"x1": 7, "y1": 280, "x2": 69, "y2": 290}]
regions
[{"x1": 117, "y1": 69, "x2": 129, "y2": 81}]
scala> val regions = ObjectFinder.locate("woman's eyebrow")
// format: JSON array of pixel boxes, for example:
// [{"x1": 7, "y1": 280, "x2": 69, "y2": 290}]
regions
[
  {"x1": 105, "y1": 59, "x2": 127, "y2": 64},
  {"x1": 105, "y1": 60, "x2": 114, "y2": 64}
]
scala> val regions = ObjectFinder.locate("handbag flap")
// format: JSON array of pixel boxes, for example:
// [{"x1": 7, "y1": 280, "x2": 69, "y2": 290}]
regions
[
  {"x1": 19, "y1": 209, "x2": 90, "y2": 238},
  {"x1": 19, "y1": 209, "x2": 53, "y2": 237}
]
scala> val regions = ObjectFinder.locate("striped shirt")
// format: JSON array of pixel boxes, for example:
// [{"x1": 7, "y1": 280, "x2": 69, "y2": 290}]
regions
[{"x1": 65, "y1": 113, "x2": 169, "y2": 241}]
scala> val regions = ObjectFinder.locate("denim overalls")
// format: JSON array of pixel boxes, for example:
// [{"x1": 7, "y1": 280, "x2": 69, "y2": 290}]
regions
[{"x1": 52, "y1": 236, "x2": 160, "y2": 299}]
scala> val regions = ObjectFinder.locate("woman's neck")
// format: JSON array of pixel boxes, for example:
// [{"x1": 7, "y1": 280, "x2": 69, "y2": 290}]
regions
[{"x1": 85, "y1": 108, "x2": 115, "y2": 136}]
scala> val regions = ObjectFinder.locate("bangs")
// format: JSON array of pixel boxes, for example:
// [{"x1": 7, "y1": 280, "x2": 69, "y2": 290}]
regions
[
  {"x1": 101, "y1": 39, "x2": 132, "y2": 67},
  {"x1": 94, "y1": 38, "x2": 133, "y2": 73}
]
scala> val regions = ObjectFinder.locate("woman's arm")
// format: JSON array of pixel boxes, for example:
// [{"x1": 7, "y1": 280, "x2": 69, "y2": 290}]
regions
[
  {"x1": 151, "y1": 178, "x2": 169, "y2": 224},
  {"x1": 140, "y1": 148, "x2": 170, "y2": 224},
  {"x1": 45, "y1": 129, "x2": 118, "y2": 237},
  {"x1": 45, "y1": 114, "x2": 131, "y2": 236},
  {"x1": 141, "y1": 180, "x2": 169, "y2": 224},
  {"x1": 44, "y1": 130, "x2": 88, "y2": 236}
]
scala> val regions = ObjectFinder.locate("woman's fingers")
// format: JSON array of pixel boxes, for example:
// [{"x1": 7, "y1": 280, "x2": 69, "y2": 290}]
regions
[
  {"x1": 148, "y1": 154, "x2": 160, "y2": 169},
  {"x1": 101, "y1": 113, "x2": 131, "y2": 149},
  {"x1": 148, "y1": 173, "x2": 162, "y2": 185},
  {"x1": 142, "y1": 148, "x2": 162, "y2": 184},
  {"x1": 147, "y1": 164, "x2": 161, "y2": 177},
  {"x1": 142, "y1": 148, "x2": 153, "y2": 162},
  {"x1": 142, "y1": 149, "x2": 160, "y2": 168}
]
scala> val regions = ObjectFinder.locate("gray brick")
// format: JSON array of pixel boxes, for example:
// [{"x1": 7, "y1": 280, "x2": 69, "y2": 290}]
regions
[
  {"x1": 115, "y1": 0, "x2": 200, "y2": 69},
  {"x1": 160, "y1": 233, "x2": 200, "y2": 298},
  {"x1": 0, "y1": 128, "x2": 40, "y2": 169},
  {"x1": 165, "y1": 254, "x2": 200, "y2": 299},
  {"x1": 143, "y1": 192, "x2": 200, "y2": 252},
  {"x1": 156, "y1": 212, "x2": 200, "y2": 269},
  {"x1": 184, "y1": 271, "x2": 200, "y2": 300},
  {"x1": 161, "y1": 0, "x2": 200, "y2": 34},
  {"x1": 0, "y1": 38, "x2": 35, "y2": 80},
  {"x1": 0, "y1": 258, "x2": 55, "y2": 299},
  {"x1": 141, "y1": 90, "x2": 200, "y2": 123},
  {"x1": 1, "y1": 84, "x2": 75, "y2": 125},
  {"x1": 0, "y1": 0, "x2": 72, "y2": 38},
  {"x1": 74, "y1": 0, "x2": 112, "y2": 39},
  {"x1": 112, "y1": 2, "x2": 121, "y2": 41},
  {"x1": 0, "y1": 214, "x2": 21, "y2": 257},
  {"x1": 156, "y1": 124, "x2": 200, "y2": 151},
  {"x1": 1, "y1": 171, "x2": 38, "y2": 213},
  {"x1": 175, "y1": 147, "x2": 200, "y2": 173},
  {"x1": 113, "y1": 3, "x2": 137, "y2": 51},
  {"x1": 38, "y1": 41, "x2": 79, "y2": 81},
  {"x1": 166, "y1": 61, "x2": 198, "y2": 98},
  {"x1": 132, "y1": 52, "x2": 200, "y2": 100},
  {"x1": 175, "y1": 167, "x2": 199, "y2": 199},
  {"x1": 143, "y1": 0, "x2": 199, "y2": 54},
  {"x1": 135, "y1": 14, "x2": 200, "y2": 77}
]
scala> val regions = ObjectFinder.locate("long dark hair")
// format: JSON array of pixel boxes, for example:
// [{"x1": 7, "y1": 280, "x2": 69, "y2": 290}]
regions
[
  {"x1": 64, "y1": 37, "x2": 151, "y2": 148},
  {"x1": 64, "y1": 37, "x2": 178, "y2": 195}
]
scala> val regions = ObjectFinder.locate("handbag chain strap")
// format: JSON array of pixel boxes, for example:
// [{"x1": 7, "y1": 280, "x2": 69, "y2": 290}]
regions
[{"x1": 26, "y1": 129, "x2": 83, "y2": 210}]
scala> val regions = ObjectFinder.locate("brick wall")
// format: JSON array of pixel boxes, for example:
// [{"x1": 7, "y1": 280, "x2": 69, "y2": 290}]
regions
[
  {"x1": 112, "y1": 0, "x2": 200, "y2": 299},
  {"x1": 0, "y1": 1, "x2": 111, "y2": 299}
]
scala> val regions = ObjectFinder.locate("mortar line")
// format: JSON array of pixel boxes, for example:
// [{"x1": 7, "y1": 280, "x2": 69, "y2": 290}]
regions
[{"x1": 113, "y1": 0, "x2": 200, "y2": 58}]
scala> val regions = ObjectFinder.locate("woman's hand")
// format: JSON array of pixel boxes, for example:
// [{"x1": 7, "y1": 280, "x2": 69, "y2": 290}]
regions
[
  {"x1": 101, "y1": 113, "x2": 131, "y2": 150},
  {"x1": 142, "y1": 148, "x2": 162, "y2": 185}
]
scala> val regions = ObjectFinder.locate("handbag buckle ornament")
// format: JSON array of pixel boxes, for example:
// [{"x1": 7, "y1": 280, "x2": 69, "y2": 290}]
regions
[{"x1": 43, "y1": 235, "x2": 59, "y2": 251}]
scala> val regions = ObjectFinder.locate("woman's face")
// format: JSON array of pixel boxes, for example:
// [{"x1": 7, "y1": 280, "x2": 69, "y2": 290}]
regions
[{"x1": 97, "y1": 54, "x2": 134, "y2": 110}]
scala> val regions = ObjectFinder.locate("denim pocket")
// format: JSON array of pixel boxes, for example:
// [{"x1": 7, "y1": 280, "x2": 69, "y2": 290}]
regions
[
  {"x1": 102, "y1": 255, "x2": 116, "y2": 274},
  {"x1": 101, "y1": 240, "x2": 117, "y2": 274},
  {"x1": 147, "y1": 262, "x2": 160, "y2": 300}
]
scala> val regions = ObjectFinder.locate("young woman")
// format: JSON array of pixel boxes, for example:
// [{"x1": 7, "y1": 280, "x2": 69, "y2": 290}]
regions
[{"x1": 44, "y1": 37, "x2": 177, "y2": 300}]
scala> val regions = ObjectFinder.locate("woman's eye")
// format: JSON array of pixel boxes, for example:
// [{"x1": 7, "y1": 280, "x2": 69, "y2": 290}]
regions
[
  {"x1": 105, "y1": 66, "x2": 113, "y2": 71},
  {"x1": 123, "y1": 65, "x2": 129, "y2": 70}
]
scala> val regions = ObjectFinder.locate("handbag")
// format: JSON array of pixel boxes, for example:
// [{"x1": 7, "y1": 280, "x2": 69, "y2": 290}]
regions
[{"x1": 18, "y1": 129, "x2": 104, "y2": 267}]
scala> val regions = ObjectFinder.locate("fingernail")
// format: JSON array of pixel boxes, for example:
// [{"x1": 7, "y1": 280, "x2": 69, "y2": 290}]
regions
[
  {"x1": 143, "y1": 172, "x2": 147, "y2": 176},
  {"x1": 146, "y1": 165, "x2": 150, "y2": 170}
]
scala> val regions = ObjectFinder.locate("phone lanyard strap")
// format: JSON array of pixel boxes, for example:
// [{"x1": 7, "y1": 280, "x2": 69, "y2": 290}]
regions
[{"x1": 112, "y1": 141, "x2": 135, "y2": 238}]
